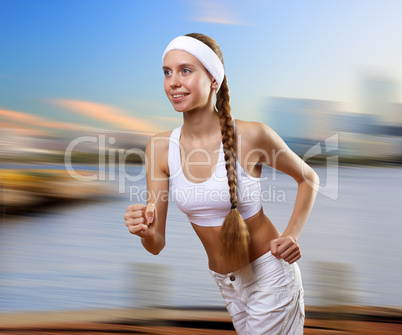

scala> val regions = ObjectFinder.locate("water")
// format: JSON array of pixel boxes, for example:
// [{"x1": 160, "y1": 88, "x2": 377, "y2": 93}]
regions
[{"x1": 1, "y1": 165, "x2": 401, "y2": 312}]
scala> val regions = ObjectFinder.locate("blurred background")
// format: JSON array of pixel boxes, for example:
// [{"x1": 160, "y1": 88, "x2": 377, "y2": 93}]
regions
[{"x1": 1, "y1": 0, "x2": 402, "y2": 333}]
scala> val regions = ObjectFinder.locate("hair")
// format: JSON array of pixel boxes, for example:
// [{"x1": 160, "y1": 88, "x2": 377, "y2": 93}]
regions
[{"x1": 185, "y1": 33, "x2": 250, "y2": 271}]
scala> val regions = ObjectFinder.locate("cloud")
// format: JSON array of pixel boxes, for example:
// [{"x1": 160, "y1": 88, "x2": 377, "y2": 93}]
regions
[
  {"x1": 0, "y1": 109, "x2": 86, "y2": 132},
  {"x1": 50, "y1": 100, "x2": 161, "y2": 134},
  {"x1": 188, "y1": 0, "x2": 245, "y2": 25},
  {"x1": 150, "y1": 115, "x2": 182, "y2": 128},
  {"x1": 0, "y1": 120, "x2": 48, "y2": 137}
]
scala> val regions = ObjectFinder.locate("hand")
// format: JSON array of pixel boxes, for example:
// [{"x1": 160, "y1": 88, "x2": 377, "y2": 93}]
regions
[
  {"x1": 270, "y1": 235, "x2": 301, "y2": 264},
  {"x1": 124, "y1": 203, "x2": 156, "y2": 239}
]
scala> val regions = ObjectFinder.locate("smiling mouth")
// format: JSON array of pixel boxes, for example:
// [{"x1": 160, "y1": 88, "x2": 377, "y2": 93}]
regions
[{"x1": 172, "y1": 93, "x2": 189, "y2": 98}]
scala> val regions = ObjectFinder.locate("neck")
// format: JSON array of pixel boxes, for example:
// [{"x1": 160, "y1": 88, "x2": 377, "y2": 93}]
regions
[{"x1": 181, "y1": 107, "x2": 221, "y2": 140}]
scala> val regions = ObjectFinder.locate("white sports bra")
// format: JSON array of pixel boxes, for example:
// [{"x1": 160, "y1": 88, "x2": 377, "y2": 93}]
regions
[{"x1": 168, "y1": 123, "x2": 262, "y2": 227}]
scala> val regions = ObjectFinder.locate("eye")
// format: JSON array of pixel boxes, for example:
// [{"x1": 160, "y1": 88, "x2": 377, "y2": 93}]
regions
[
  {"x1": 182, "y1": 68, "x2": 191, "y2": 74},
  {"x1": 163, "y1": 69, "x2": 172, "y2": 76}
]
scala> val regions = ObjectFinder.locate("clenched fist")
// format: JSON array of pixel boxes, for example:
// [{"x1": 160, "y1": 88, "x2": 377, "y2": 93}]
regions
[
  {"x1": 270, "y1": 235, "x2": 301, "y2": 264},
  {"x1": 124, "y1": 203, "x2": 156, "y2": 239}
]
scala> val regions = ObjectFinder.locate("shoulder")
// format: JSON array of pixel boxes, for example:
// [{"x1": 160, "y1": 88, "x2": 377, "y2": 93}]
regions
[
  {"x1": 145, "y1": 129, "x2": 175, "y2": 175},
  {"x1": 234, "y1": 119, "x2": 279, "y2": 148},
  {"x1": 146, "y1": 129, "x2": 175, "y2": 152},
  {"x1": 234, "y1": 119, "x2": 296, "y2": 171}
]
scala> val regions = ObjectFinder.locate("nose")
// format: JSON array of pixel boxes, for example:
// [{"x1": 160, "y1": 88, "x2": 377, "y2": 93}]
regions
[{"x1": 170, "y1": 72, "x2": 181, "y2": 88}]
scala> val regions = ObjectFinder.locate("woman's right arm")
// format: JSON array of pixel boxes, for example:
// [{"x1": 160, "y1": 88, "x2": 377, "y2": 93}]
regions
[{"x1": 125, "y1": 134, "x2": 170, "y2": 255}]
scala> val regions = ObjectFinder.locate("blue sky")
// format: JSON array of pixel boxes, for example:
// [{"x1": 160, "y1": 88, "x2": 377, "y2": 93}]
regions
[{"x1": 1, "y1": 0, "x2": 402, "y2": 134}]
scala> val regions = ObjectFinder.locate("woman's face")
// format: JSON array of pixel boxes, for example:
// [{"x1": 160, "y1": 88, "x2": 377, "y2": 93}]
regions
[{"x1": 163, "y1": 50, "x2": 216, "y2": 113}]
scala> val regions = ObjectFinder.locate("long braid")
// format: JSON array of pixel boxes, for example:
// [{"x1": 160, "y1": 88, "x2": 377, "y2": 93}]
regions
[
  {"x1": 216, "y1": 76, "x2": 237, "y2": 206},
  {"x1": 216, "y1": 77, "x2": 250, "y2": 271},
  {"x1": 186, "y1": 33, "x2": 250, "y2": 271}
]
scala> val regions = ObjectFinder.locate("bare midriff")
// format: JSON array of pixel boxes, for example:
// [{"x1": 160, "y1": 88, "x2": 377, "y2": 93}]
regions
[{"x1": 191, "y1": 208, "x2": 281, "y2": 274}]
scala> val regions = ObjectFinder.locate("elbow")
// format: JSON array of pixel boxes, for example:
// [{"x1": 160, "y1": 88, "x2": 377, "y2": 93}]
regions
[
  {"x1": 141, "y1": 237, "x2": 165, "y2": 255},
  {"x1": 309, "y1": 170, "x2": 320, "y2": 193},
  {"x1": 149, "y1": 242, "x2": 166, "y2": 256},
  {"x1": 311, "y1": 170, "x2": 319, "y2": 185},
  {"x1": 297, "y1": 166, "x2": 319, "y2": 188},
  {"x1": 150, "y1": 247, "x2": 163, "y2": 256}
]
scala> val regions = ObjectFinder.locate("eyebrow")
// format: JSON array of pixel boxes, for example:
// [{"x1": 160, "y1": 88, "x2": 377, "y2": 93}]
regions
[{"x1": 162, "y1": 63, "x2": 196, "y2": 70}]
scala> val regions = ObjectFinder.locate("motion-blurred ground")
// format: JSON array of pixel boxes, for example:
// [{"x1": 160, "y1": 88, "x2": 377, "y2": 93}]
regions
[{"x1": 1, "y1": 306, "x2": 402, "y2": 334}]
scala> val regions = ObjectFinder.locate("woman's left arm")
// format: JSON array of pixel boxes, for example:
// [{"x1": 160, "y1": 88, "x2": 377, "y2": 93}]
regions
[{"x1": 255, "y1": 122, "x2": 320, "y2": 263}]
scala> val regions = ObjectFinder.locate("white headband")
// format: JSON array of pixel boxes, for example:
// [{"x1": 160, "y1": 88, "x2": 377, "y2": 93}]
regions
[{"x1": 162, "y1": 35, "x2": 225, "y2": 92}]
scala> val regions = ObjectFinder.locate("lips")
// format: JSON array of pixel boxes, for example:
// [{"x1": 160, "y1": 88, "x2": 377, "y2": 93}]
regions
[{"x1": 171, "y1": 93, "x2": 189, "y2": 102}]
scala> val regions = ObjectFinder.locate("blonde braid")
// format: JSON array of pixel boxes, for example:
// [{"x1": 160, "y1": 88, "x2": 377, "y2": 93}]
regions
[{"x1": 185, "y1": 33, "x2": 250, "y2": 271}]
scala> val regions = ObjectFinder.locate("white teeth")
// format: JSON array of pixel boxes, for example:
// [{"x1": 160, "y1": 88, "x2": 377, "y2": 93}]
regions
[{"x1": 173, "y1": 94, "x2": 186, "y2": 98}]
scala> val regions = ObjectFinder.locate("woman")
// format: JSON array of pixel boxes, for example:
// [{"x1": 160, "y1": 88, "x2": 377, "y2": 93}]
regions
[{"x1": 124, "y1": 33, "x2": 319, "y2": 334}]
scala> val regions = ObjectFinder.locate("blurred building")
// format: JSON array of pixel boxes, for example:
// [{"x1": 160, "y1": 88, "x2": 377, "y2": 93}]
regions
[
  {"x1": 264, "y1": 94, "x2": 402, "y2": 162},
  {"x1": 359, "y1": 75, "x2": 402, "y2": 160},
  {"x1": 264, "y1": 97, "x2": 346, "y2": 157},
  {"x1": 392, "y1": 103, "x2": 402, "y2": 125},
  {"x1": 360, "y1": 74, "x2": 397, "y2": 125}
]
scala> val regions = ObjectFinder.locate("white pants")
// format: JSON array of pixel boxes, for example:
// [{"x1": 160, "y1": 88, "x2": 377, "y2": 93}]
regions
[{"x1": 210, "y1": 251, "x2": 305, "y2": 334}]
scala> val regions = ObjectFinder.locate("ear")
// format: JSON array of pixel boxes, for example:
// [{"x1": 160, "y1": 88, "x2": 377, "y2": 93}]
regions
[{"x1": 211, "y1": 79, "x2": 219, "y2": 89}]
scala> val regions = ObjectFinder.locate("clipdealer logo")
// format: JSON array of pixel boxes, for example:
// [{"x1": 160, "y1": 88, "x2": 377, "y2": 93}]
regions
[
  {"x1": 129, "y1": 184, "x2": 286, "y2": 204},
  {"x1": 64, "y1": 134, "x2": 146, "y2": 193},
  {"x1": 64, "y1": 133, "x2": 338, "y2": 200}
]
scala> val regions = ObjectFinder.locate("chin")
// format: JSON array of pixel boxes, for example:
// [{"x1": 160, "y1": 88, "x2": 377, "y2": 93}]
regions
[
  {"x1": 173, "y1": 106, "x2": 185, "y2": 113},
  {"x1": 172, "y1": 104, "x2": 189, "y2": 113}
]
